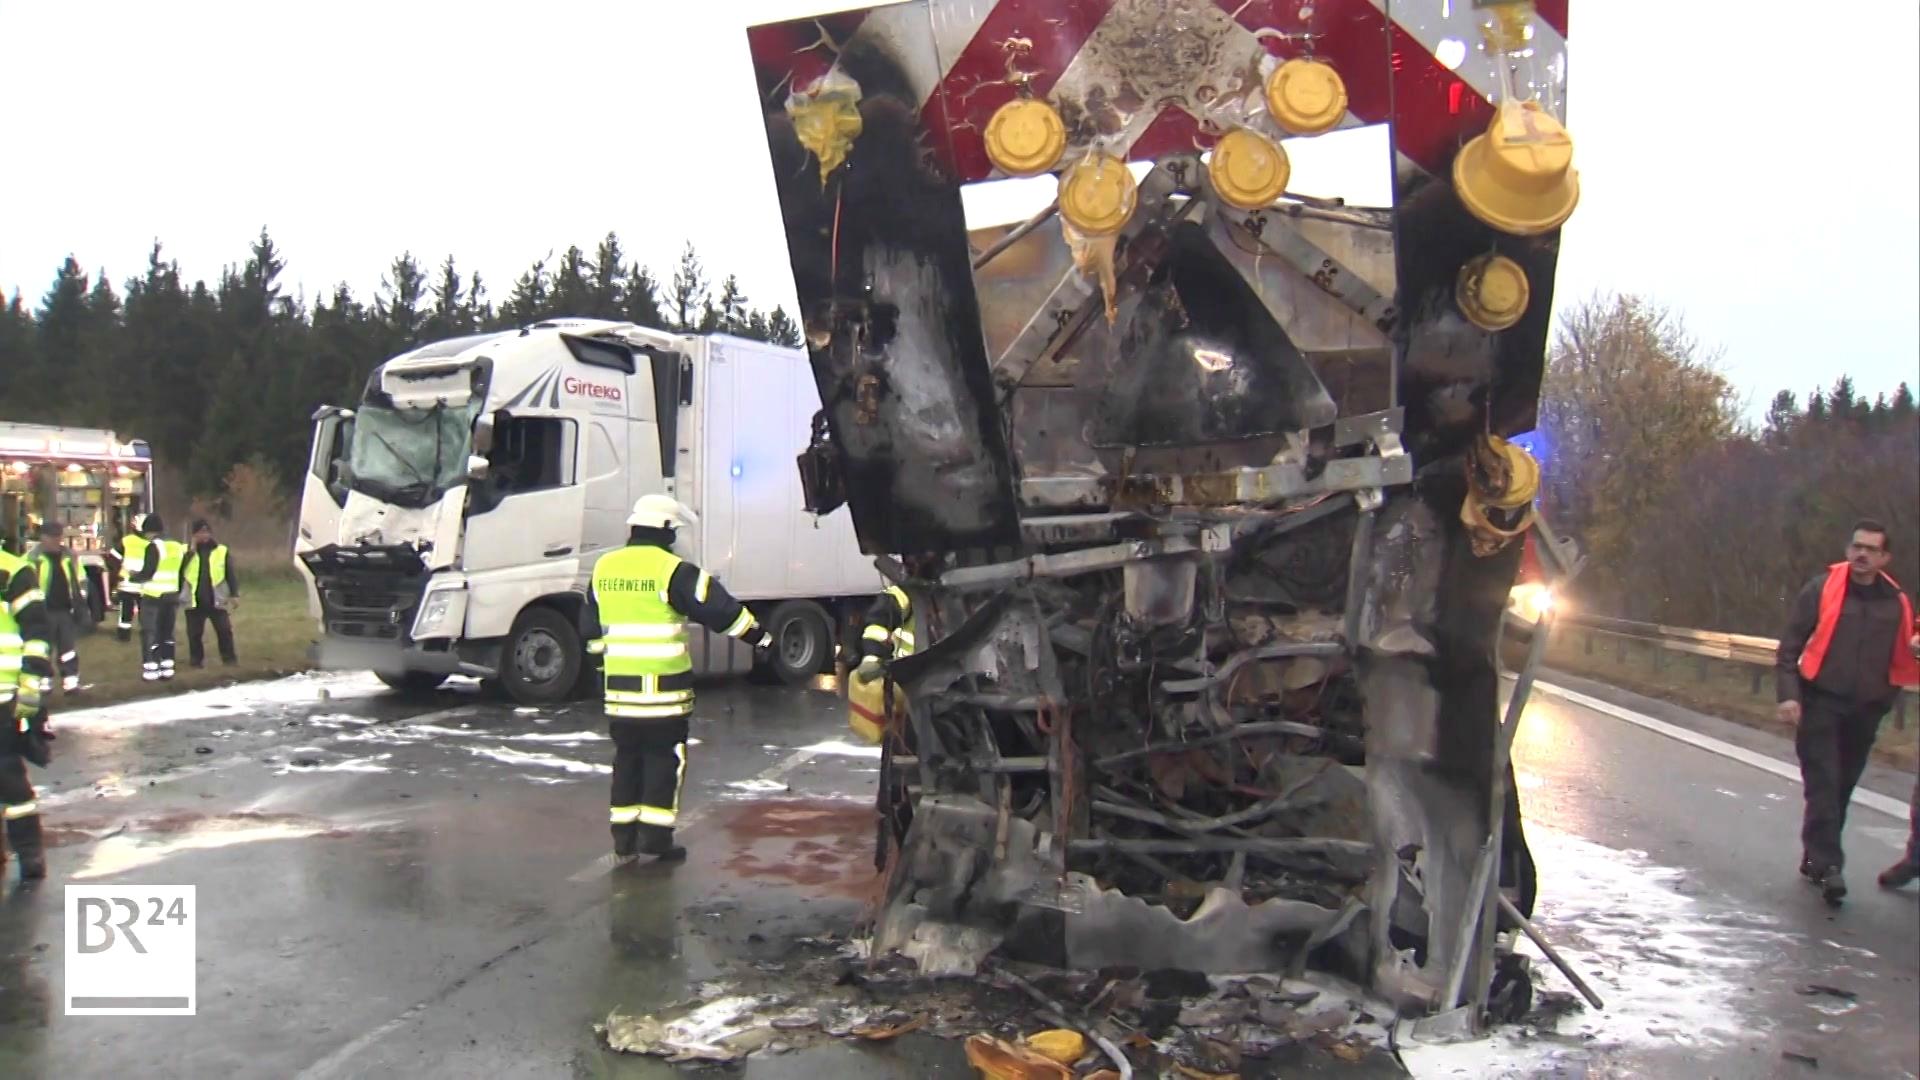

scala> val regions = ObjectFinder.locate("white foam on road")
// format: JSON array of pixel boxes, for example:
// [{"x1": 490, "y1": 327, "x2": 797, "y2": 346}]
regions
[
  {"x1": 71, "y1": 819, "x2": 339, "y2": 880},
  {"x1": 274, "y1": 754, "x2": 395, "y2": 776},
  {"x1": 56, "y1": 671, "x2": 386, "y2": 731},
  {"x1": 1535, "y1": 680, "x2": 1910, "y2": 820},
  {"x1": 799, "y1": 739, "x2": 882, "y2": 759},
  {"x1": 1402, "y1": 824, "x2": 1800, "y2": 1077},
  {"x1": 460, "y1": 745, "x2": 610, "y2": 775}
]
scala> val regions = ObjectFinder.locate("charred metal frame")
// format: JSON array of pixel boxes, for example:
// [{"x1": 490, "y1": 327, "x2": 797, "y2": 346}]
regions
[{"x1": 748, "y1": 0, "x2": 1578, "y2": 1032}]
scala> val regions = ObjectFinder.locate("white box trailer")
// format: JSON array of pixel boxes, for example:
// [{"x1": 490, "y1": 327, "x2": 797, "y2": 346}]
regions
[{"x1": 294, "y1": 319, "x2": 880, "y2": 704}]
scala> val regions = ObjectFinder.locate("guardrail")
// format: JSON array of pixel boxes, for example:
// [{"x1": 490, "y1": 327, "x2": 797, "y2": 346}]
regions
[{"x1": 1551, "y1": 610, "x2": 1916, "y2": 728}]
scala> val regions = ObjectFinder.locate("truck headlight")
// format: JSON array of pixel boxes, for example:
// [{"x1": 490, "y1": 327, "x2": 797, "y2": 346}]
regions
[{"x1": 411, "y1": 588, "x2": 466, "y2": 639}]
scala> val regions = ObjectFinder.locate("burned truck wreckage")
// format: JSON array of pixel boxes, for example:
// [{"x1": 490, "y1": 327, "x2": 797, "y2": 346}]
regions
[{"x1": 749, "y1": 0, "x2": 1584, "y2": 1030}]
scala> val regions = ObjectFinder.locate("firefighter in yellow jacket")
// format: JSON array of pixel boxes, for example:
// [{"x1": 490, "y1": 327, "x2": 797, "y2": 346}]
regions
[
  {"x1": 0, "y1": 547, "x2": 55, "y2": 880},
  {"x1": 587, "y1": 495, "x2": 771, "y2": 860}
]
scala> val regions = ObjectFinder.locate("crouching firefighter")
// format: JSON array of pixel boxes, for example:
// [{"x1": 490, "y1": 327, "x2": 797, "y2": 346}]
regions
[
  {"x1": 849, "y1": 583, "x2": 917, "y2": 743},
  {"x1": 0, "y1": 547, "x2": 55, "y2": 880},
  {"x1": 587, "y1": 495, "x2": 772, "y2": 860}
]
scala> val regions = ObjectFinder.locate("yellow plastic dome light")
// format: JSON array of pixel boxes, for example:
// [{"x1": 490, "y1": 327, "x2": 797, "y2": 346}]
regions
[
  {"x1": 1455, "y1": 253, "x2": 1531, "y2": 331},
  {"x1": 786, "y1": 71, "x2": 866, "y2": 187},
  {"x1": 1208, "y1": 128, "x2": 1291, "y2": 210},
  {"x1": 1265, "y1": 57, "x2": 1348, "y2": 136},
  {"x1": 1453, "y1": 100, "x2": 1579, "y2": 236},
  {"x1": 985, "y1": 98, "x2": 1067, "y2": 177},
  {"x1": 1057, "y1": 152, "x2": 1138, "y2": 236}
]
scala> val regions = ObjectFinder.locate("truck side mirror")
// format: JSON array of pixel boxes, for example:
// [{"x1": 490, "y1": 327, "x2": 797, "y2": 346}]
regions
[{"x1": 473, "y1": 413, "x2": 498, "y2": 454}]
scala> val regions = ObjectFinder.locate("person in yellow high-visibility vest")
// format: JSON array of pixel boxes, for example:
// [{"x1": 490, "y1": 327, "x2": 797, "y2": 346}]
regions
[
  {"x1": 0, "y1": 546, "x2": 54, "y2": 880},
  {"x1": 126, "y1": 515, "x2": 186, "y2": 682},
  {"x1": 181, "y1": 519, "x2": 240, "y2": 667},
  {"x1": 849, "y1": 583, "x2": 918, "y2": 743},
  {"x1": 106, "y1": 513, "x2": 149, "y2": 641},
  {"x1": 586, "y1": 495, "x2": 771, "y2": 860},
  {"x1": 29, "y1": 520, "x2": 88, "y2": 695}
]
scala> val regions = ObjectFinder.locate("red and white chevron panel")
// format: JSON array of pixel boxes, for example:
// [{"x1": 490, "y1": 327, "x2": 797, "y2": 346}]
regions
[{"x1": 747, "y1": 0, "x2": 1568, "y2": 183}]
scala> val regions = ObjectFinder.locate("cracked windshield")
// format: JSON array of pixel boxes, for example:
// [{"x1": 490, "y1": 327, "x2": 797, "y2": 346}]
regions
[{"x1": 345, "y1": 400, "x2": 478, "y2": 505}]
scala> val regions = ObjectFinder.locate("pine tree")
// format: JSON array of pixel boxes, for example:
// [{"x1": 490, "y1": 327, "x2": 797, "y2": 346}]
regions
[
  {"x1": 766, "y1": 306, "x2": 802, "y2": 348},
  {"x1": 0, "y1": 291, "x2": 38, "y2": 404},
  {"x1": 425, "y1": 256, "x2": 471, "y2": 341},
  {"x1": 625, "y1": 265, "x2": 666, "y2": 329},
  {"x1": 465, "y1": 271, "x2": 494, "y2": 330},
  {"x1": 1892, "y1": 382, "x2": 1915, "y2": 419},
  {"x1": 1763, "y1": 389, "x2": 1798, "y2": 445},
  {"x1": 499, "y1": 255, "x2": 552, "y2": 327},
  {"x1": 1806, "y1": 388, "x2": 1828, "y2": 423},
  {"x1": 549, "y1": 245, "x2": 594, "y2": 318},
  {"x1": 77, "y1": 270, "x2": 124, "y2": 426},
  {"x1": 589, "y1": 232, "x2": 627, "y2": 319},
  {"x1": 669, "y1": 243, "x2": 707, "y2": 332},
  {"x1": 1828, "y1": 375, "x2": 1857, "y2": 420},
  {"x1": 375, "y1": 252, "x2": 429, "y2": 355},
  {"x1": 32, "y1": 257, "x2": 94, "y2": 416},
  {"x1": 707, "y1": 274, "x2": 748, "y2": 335}
]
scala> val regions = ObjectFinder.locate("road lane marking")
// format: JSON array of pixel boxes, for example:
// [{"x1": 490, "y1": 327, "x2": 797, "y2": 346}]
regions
[
  {"x1": 565, "y1": 746, "x2": 821, "y2": 883},
  {"x1": 1535, "y1": 680, "x2": 1908, "y2": 820}
]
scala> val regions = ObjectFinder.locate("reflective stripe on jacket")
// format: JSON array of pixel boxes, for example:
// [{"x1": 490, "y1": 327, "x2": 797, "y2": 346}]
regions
[
  {"x1": 140, "y1": 539, "x2": 186, "y2": 599},
  {"x1": 591, "y1": 545, "x2": 695, "y2": 720}
]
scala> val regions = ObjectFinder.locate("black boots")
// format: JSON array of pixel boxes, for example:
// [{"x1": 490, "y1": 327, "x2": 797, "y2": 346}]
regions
[
  {"x1": 612, "y1": 822, "x2": 639, "y2": 858},
  {"x1": 5, "y1": 815, "x2": 47, "y2": 881},
  {"x1": 1819, "y1": 868, "x2": 1847, "y2": 906},
  {"x1": 637, "y1": 825, "x2": 686, "y2": 862}
]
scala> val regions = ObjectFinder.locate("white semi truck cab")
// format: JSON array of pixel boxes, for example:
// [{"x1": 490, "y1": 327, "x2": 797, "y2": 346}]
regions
[{"x1": 295, "y1": 318, "x2": 880, "y2": 704}]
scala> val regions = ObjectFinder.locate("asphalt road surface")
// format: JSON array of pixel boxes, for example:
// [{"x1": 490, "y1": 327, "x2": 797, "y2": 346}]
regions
[{"x1": 1, "y1": 668, "x2": 1914, "y2": 1079}]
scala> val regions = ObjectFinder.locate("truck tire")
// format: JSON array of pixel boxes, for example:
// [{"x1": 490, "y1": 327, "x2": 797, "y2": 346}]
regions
[
  {"x1": 501, "y1": 606, "x2": 582, "y2": 706},
  {"x1": 377, "y1": 671, "x2": 448, "y2": 696},
  {"x1": 759, "y1": 600, "x2": 833, "y2": 686}
]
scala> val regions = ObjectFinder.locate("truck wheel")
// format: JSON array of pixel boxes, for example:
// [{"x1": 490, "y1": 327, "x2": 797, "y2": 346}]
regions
[
  {"x1": 377, "y1": 671, "x2": 448, "y2": 696},
  {"x1": 501, "y1": 607, "x2": 582, "y2": 706},
  {"x1": 758, "y1": 601, "x2": 833, "y2": 687}
]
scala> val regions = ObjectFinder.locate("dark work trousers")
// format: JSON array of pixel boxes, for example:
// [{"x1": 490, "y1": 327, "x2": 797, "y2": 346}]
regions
[
  {"x1": 0, "y1": 751, "x2": 36, "y2": 816},
  {"x1": 0, "y1": 738, "x2": 45, "y2": 874},
  {"x1": 609, "y1": 716, "x2": 691, "y2": 847},
  {"x1": 116, "y1": 588, "x2": 139, "y2": 639},
  {"x1": 186, "y1": 607, "x2": 237, "y2": 666},
  {"x1": 1795, "y1": 689, "x2": 1890, "y2": 873},
  {"x1": 45, "y1": 610, "x2": 81, "y2": 692},
  {"x1": 139, "y1": 598, "x2": 179, "y2": 681}
]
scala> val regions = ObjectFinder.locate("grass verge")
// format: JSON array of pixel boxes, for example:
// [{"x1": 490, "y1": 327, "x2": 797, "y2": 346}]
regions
[
  {"x1": 1540, "y1": 624, "x2": 1918, "y2": 773},
  {"x1": 57, "y1": 573, "x2": 316, "y2": 711}
]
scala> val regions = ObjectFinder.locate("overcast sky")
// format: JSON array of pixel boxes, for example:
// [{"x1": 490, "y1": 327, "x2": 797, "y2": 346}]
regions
[{"x1": 3, "y1": 0, "x2": 1915, "y2": 413}]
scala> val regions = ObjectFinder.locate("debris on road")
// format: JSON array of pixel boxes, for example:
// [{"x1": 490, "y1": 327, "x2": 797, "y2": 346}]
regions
[
  {"x1": 1798, "y1": 984, "x2": 1857, "y2": 1001},
  {"x1": 598, "y1": 995, "x2": 778, "y2": 1063},
  {"x1": 964, "y1": 1034, "x2": 1075, "y2": 1080},
  {"x1": 590, "y1": 932, "x2": 1400, "y2": 1074}
]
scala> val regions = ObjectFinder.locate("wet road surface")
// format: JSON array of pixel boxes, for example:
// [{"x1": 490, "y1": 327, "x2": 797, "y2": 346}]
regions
[{"x1": 0, "y1": 670, "x2": 1913, "y2": 1078}]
